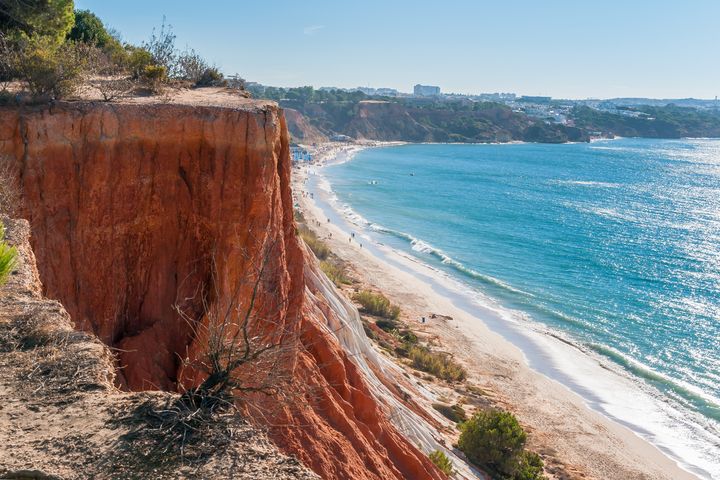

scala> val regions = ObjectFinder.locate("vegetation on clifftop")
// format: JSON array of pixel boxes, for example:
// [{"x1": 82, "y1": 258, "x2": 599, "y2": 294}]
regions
[
  {"x1": 1, "y1": 2, "x2": 231, "y2": 102},
  {"x1": 572, "y1": 104, "x2": 720, "y2": 138}
]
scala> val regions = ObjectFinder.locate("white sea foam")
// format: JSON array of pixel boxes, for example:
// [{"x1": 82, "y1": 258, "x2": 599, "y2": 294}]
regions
[
  {"x1": 553, "y1": 179, "x2": 622, "y2": 188},
  {"x1": 563, "y1": 201, "x2": 641, "y2": 223}
]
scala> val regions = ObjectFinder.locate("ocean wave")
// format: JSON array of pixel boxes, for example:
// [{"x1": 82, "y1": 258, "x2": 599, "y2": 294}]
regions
[
  {"x1": 589, "y1": 145, "x2": 633, "y2": 152},
  {"x1": 367, "y1": 225, "x2": 533, "y2": 298},
  {"x1": 553, "y1": 179, "x2": 622, "y2": 188},
  {"x1": 588, "y1": 343, "x2": 720, "y2": 422}
]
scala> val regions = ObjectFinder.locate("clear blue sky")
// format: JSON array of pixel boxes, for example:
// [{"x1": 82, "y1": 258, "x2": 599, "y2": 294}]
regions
[{"x1": 76, "y1": 0, "x2": 720, "y2": 99}]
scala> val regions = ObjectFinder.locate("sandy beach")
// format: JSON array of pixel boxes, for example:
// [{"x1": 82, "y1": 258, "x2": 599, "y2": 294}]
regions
[{"x1": 292, "y1": 143, "x2": 701, "y2": 480}]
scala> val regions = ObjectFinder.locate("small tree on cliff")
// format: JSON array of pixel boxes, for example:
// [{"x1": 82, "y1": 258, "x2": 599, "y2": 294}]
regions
[{"x1": 174, "y1": 238, "x2": 300, "y2": 413}]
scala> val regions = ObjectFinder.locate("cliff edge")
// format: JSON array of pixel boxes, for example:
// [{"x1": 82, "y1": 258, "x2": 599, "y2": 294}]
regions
[
  {"x1": 0, "y1": 217, "x2": 319, "y2": 479},
  {"x1": 0, "y1": 98, "x2": 446, "y2": 479}
]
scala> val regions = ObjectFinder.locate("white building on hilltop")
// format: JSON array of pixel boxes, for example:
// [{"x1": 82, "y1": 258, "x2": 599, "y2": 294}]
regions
[{"x1": 413, "y1": 84, "x2": 441, "y2": 96}]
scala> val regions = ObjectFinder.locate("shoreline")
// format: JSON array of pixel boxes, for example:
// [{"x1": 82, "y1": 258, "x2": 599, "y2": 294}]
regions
[{"x1": 292, "y1": 142, "x2": 707, "y2": 480}]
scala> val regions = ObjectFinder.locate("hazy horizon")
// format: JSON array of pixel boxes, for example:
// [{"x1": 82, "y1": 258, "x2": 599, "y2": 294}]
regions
[{"x1": 75, "y1": 0, "x2": 720, "y2": 100}]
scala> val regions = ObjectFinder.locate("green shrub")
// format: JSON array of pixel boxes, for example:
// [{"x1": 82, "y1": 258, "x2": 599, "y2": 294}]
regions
[
  {"x1": 432, "y1": 402, "x2": 467, "y2": 423},
  {"x1": 1, "y1": 0, "x2": 74, "y2": 46},
  {"x1": 515, "y1": 451, "x2": 544, "y2": 480},
  {"x1": 14, "y1": 37, "x2": 88, "y2": 99},
  {"x1": 176, "y1": 49, "x2": 223, "y2": 86},
  {"x1": 141, "y1": 64, "x2": 167, "y2": 92},
  {"x1": 393, "y1": 329, "x2": 419, "y2": 357},
  {"x1": 375, "y1": 318, "x2": 398, "y2": 332},
  {"x1": 298, "y1": 224, "x2": 330, "y2": 260},
  {"x1": 428, "y1": 450, "x2": 453, "y2": 476},
  {"x1": 196, "y1": 67, "x2": 225, "y2": 87},
  {"x1": 408, "y1": 345, "x2": 466, "y2": 382},
  {"x1": 176, "y1": 48, "x2": 206, "y2": 82},
  {"x1": 352, "y1": 290, "x2": 400, "y2": 319},
  {"x1": 68, "y1": 10, "x2": 113, "y2": 48},
  {"x1": 398, "y1": 328, "x2": 418, "y2": 344},
  {"x1": 126, "y1": 46, "x2": 154, "y2": 79},
  {"x1": 0, "y1": 223, "x2": 17, "y2": 287},
  {"x1": 320, "y1": 260, "x2": 350, "y2": 286},
  {"x1": 143, "y1": 64, "x2": 167, "y2": 81},
  {"x1": 458, "y1": 410, "x2": 527, "y2": 477}
]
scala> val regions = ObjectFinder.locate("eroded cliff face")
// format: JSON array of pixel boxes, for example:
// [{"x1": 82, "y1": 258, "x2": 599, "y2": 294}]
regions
[{"x1": 0, "y1": 101, "x2": 442, "y2": 480}]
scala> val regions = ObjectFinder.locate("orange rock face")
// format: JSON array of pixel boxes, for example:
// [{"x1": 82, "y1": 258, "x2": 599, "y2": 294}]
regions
[{"x1": 0, "y1": 101, "x2": 442, "y2": 480}]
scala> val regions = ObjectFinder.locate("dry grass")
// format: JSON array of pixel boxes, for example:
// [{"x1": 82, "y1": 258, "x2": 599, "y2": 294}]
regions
[
  {"x1": 0, "y1": 157, "x2": 21, "y2": 217},
  {"x1": 352, "y1": 290, "x2": 400, "y2": 320},
  {"x1": 298, "y1": 224, "x2": 330, "y2": 260},
  {"x1": 0, "y1": 302, "x2": 113, "y2": 397},
  {"x1": 319, "y1": 259, "x2": 350, "y2": 286},
  {"x1": 408, "y1": 345, "x2": 467, "y2": 383}
]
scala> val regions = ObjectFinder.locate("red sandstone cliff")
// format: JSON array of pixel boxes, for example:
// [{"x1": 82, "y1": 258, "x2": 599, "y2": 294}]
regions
[{"x1": 0, "y1": 100, "x2": 444, "y2": 479}]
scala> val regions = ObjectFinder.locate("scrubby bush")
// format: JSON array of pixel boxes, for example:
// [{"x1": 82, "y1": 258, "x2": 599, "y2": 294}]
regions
[
  {"x1": 408, "y1": 345, "x2": 466, "y2": 382},
  {"x1": 196, "y1": 67, "x2": 225, "y2": 87},
  {"x1": 352, "y1": 290, "x2": 400, "y2": 319},
  {"x1": 176, "y1": 48, "x2": 208, "y2": 83},
  {"x1": 515, "y1": 451, "x2": 544, "y2": 480},
  {"x1": 143, "y1": 17, "x2": 176, "y2": 71},
  {"x1": 375, "y1": 318, "x2": 398, "y2": 332},
  {"x1": 141, "y1": 64, "x2": 167, "y2": 93},
  {"x1": 458, "y1": 410, "x2": 544, "y2": 479},
  {"x1": 428, "y1": 450, "x2": 453, "y2": 476},
  {"x1": 398, "y1": 328, "x2": 418, "y2": 344},
  {"x1": 432, "y1": 402, "x2": 467, "y2": 423},
  {"x1": 13, "y1": 37, "x2": 88, "y2": 99},
  {"x1": 392, "y1": 328, "x2": 419, "y2": 357},
  {"x1": 126, "y1": 46, "x2": 154, "y2": 79},
  {"x1": 0, "y1": 223, "x2": 17, "y2": 287}
]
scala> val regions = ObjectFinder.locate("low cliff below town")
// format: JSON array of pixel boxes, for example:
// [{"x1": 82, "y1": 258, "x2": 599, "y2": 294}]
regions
[{"x1": 0, "y1": 99, "x2": 449, "y2": 479}]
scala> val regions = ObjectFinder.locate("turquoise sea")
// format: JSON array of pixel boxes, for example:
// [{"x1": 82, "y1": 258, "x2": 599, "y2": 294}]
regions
[{"x1": 318, "y1": 139, "x2": 720, "y2": 478}]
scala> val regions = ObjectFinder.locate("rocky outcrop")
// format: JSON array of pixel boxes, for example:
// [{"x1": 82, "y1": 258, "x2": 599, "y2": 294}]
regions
[
  {"x1": 284, "y1": 108, "x2": 329, "y2": 144},
  {"x1": 0, "y1": 101, "x2": 443, "y2": 479}
]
